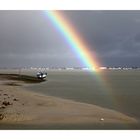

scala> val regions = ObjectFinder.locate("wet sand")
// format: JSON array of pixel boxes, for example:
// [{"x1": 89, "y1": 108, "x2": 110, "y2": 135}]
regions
[{"x1": 0, "y1": 74, "x2": 137, "y2": 129}]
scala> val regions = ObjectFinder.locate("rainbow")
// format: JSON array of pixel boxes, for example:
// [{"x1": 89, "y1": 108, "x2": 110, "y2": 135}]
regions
[
  {"x1": 45, "y1": 11, "x2": 120, "y2": 111},
  {"x1": 44, "y1": 11, "x2": 133, "y2": 126},
  {"x1": 45, "y1": 11, "x2": 99, "y2": 71}
]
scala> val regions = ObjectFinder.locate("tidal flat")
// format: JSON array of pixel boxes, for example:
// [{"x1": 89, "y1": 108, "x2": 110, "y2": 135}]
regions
[
  {"x1": 0, "y1": 69, "x2": 140, "y2": 129},
  {"x1": 27, "y1": 70, "x2": 140, "y2": 122}
]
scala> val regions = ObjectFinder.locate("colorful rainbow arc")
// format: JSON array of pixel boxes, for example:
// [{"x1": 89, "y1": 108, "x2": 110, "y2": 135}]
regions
[
  {"x1": 45, "y1": 11, "x2": 122, "y2": 114},
  {"x1": 45, "y1": 11, "x2": 99, "y2": 71},
  {"x1": 45, "y1": 11, "x2": 133, "y2": 126}
]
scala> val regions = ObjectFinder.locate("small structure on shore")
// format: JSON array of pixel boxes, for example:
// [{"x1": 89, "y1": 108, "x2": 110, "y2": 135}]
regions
[{"x1": 36, "y1": 72, "x2": 47, "y2": 80}]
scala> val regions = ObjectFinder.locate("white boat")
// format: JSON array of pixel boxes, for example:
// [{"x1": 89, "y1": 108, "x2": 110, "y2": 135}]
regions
[{"x1": 36, "y1": 72, "x2": 47, "y2": 80}]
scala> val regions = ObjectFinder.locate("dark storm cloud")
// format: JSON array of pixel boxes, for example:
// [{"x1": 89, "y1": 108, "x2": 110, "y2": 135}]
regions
[
  {"x1": 0, "y1": 10, "x2": 140, "y2": 67},
  {"x1": 64, "y1": 11, "x2": 140, "y2": 66},
  {"x1": 0, "y1": 11, "x2": 79, "y2": 67}
]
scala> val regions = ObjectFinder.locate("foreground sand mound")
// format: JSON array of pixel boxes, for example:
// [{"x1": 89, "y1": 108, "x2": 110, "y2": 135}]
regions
[{"x1": 0, "y1": 74, "x2": 137, "y2": 127}]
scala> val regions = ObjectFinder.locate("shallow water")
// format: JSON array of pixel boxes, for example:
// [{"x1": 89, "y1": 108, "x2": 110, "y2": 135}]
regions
[{"x1": 26, "y1": 70, "x2": 140, "y2": 122}]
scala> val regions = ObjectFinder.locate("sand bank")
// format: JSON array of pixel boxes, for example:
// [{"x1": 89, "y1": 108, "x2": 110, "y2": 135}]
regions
[{"x1": 0, "y1": 74, "x2": 137, "y2": 127}]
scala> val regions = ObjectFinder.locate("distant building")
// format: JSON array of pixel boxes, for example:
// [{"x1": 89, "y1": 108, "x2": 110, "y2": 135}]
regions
[{"x1": 99, "y1": 67, "x2": 107, "y2": 70}]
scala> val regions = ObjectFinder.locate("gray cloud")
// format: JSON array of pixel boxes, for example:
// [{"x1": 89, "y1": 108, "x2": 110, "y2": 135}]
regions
[
  {"x1": 0, "y1": 10, "x2": 140, "y2": 68},
  {"x1": 64, "y1": 11, "x2": 140, "y2": 67}
]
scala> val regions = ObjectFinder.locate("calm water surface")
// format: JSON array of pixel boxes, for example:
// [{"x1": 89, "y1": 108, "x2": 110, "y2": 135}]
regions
[{"x1": 26, "y1": 70, "x2": 140, "y2": 121}]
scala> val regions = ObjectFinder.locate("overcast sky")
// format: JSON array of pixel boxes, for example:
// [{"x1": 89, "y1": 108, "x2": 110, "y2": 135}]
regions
[{"x1": 0, "y1": 10, "x2": 140, "y2": 68}]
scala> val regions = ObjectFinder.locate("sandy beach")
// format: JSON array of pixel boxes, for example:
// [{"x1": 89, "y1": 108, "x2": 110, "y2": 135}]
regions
[{"x1": 0, "y1": 74, "x2": 137, "y2": 129}]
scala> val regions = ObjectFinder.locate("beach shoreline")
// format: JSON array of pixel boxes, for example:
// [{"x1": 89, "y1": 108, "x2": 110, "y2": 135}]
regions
[{"x1": 0, "y1": 74, "x2": 138, "y2": 129}]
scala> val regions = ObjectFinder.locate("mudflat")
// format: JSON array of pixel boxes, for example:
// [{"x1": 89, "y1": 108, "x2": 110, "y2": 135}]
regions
[{"x1": 0, "y1": 74, "x2": 137, "y2": 129}]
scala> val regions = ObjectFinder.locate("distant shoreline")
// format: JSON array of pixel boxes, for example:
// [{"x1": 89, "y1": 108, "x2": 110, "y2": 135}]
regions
[{"x1": 0, "y1": 73, "x2": 138, "y2": 129}]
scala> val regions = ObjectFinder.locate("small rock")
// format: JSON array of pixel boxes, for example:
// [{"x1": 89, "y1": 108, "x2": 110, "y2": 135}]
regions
[
  {"x1": 100, "y1": 118, "x2": 104, "y2": 121},
  {"x1": 0, "y1": 114, "x2": 4, "y2": 120},
  {"x1": 13, "y1": 98, "x2": 19, "y2": 101},
  {"x1": 2, "y1": 101, "x2": 12, "y2": 106},
  {"x1": 0, "y1": 106, "x2": 6, "y2": 109}
]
